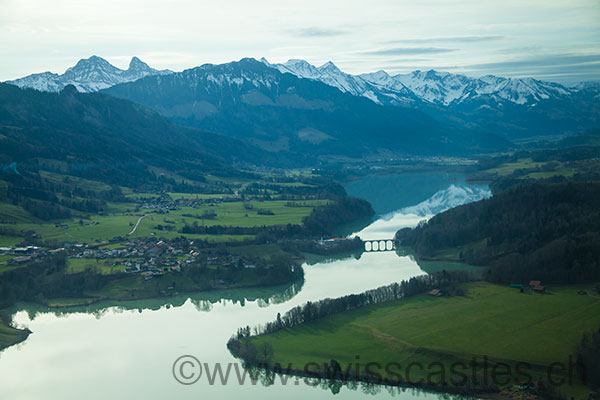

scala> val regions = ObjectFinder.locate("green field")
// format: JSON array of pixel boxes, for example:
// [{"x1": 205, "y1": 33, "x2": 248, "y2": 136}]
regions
[
  {"x1": 484, "y1": 157, "x2": 576, "y2": 179},
  {"x1": 0, "y1": 199, "x2": 326, "y2": 245},
  {"x1": 486, "y1": 158, "x2": 545, "y2": 175},
  {"x1": 0, "y1": 317, "x2": 29, "y2": 351},
  {"x1": 250, "y1": 282, "x2": 600, "y2": 397},
  {"x1": 66, "y1": 258, "x2": 127, "y2": 275}
]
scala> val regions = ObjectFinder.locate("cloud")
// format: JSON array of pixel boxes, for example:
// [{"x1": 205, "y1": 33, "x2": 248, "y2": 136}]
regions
[
  {"x1": 360, "y1": 47, "x2": 456, "y2": 56},
  {"x1": 469, "y1": 54, "x2": 600, "y2": 69},
  {"x1": 386, "y1": 35, "x2": 504, "y2": 44},
  {"x1": 286, "y1": 27, "x2": 348, "y2": 38},
  {"x1": 461, "y1": 53, "x2": 600, "y2": 83},
  {"x1": 464, "y1": 53, "x2": 600, "y2": 71}
]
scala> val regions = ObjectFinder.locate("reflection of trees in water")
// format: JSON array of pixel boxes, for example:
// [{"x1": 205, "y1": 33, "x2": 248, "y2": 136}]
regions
[
  {"x1": 244, "y1": 364, "x2": 471, "y2": 398},
  {"x1": 303, "y1": 251, "x2": 363, "y2": 266},
  {"x1": 191, "y1": 300, "x2": 212, "y2": 312},
  {"x1": 12, "y1": 279, "x2": 304, "y2": 321}
]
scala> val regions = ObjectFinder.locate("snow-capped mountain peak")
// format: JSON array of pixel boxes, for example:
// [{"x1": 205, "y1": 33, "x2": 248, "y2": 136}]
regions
[
  {"x1": 392, "y1": 70, "x2": 474, "y2": 105},
  {"x1": 128, "y1": 56, "x2": 151, "y2": 71},
  {"x1": 360, "y1": 70, "x2": 391, "y2": 83},
  {"x1": 276, "y1": 59, "x2": 321, "y2": 79},
  {"x1": 259, "y1": 59, "x2": 582, "y2": 107},
  {"x1": 6, "y1": 55, "x2": 172, "y2": 93},
  {"x1": 318, "y1": 61, "x2": 341, "y2": 73},
  {"x1": 6, "y1": 56, "x2": 596, "y2": 109}
]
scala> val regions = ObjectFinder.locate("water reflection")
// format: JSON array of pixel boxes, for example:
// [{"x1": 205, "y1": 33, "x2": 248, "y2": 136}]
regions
[
  {"x1": 10, "y1": 279, "x2": 305, "y2": 323},
  {"x1": 240, "y1": 365, "x2": 479, "y2": 399}
]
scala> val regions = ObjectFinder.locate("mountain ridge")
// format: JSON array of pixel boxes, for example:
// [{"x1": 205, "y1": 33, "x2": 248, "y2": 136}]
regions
[
  {"x1": 103, "y1": 58, "x2": 510, "y2": 157},
  {"x1": 6, "y1": 55, "x2": 172, "y2": 93},
  {"x1": 7, "y1": 55, "x2": 598, "y2": 106},
  {"x1": 6, "y1": 55, "x2": 599, "y2": 142}
]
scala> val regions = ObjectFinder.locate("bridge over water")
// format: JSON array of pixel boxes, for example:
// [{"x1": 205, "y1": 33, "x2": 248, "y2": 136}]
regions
[{"x1": 362, "y1": 239, "x2": 396, "y2": 252}]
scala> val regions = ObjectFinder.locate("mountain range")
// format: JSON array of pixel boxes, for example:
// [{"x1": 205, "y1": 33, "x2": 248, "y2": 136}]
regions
[
  {"x1": 4, "y1": 55, "x2": 600, "y2": 155},
  {"x1": 266, "y1": 58, "x2": 577, "y2": 107},
  {"x1": 9, "y1": 55, "x2": 598, "y2": 107},
  {"x1": 264, "y1": 58, "x2": 600, "y2": 140},
  {"x1": 102, "y1": 58, "x2": 509, "y2": 156},
  {"x1": 6, "y1": 56, "x2": 171, "y2": 93}
]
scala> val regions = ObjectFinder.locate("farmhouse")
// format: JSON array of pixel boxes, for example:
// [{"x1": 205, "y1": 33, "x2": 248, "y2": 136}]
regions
[
  {"x1": 429, "y1": 289, "x2": 442, "y2": 297},
  {"x1": 9, "y1": 256, "x2": 32, "y2": 265}
]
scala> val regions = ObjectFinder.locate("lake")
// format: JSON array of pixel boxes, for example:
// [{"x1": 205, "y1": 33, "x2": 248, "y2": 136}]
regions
[{"x1": 0, "y1": 172, "x2": 489, "y2": 400}]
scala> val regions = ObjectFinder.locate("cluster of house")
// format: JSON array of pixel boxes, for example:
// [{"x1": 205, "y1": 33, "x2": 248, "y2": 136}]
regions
[
  {"x1": 1, "y1": 235, "x2": 262, "y2": 283},
  {"x1": 509, "y1": 280, "x2": 546, "y2": 293},
  {"x1": 140, "y1": 194, "x2": 231, "y2": 212},
  {"x1": 1, "y1": 238, "x2": 199, "y2": 274},
  {"x1": 1, "y1": 245, "x2": 43, "y2": 265}
]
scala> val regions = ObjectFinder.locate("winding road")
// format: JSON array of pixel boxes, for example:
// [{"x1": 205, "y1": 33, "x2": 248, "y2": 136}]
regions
[{"x1": 128, "y1": 215, "x2": 146, "y2": 235}]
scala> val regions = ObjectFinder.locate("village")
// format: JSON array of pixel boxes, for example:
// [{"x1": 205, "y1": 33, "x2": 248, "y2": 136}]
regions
[{"x1": 0, "y1": 236, "x2": 259, "y2": 281}]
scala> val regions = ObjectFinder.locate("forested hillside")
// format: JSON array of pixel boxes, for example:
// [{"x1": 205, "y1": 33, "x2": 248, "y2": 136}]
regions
[
  {"x1": 0, "y1": 82, "x2": 291, "y2": 185},
  {"x1": 396, "y1": 182, "x2": 600, "y2": 283}
]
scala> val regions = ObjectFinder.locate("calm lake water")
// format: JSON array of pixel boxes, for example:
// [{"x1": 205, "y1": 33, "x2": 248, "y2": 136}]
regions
[{"x1": 0, "y1": 172, "x2": 488, "y2": 400}]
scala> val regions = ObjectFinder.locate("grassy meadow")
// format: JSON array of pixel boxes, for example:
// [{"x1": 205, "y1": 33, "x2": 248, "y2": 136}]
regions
[
  {"x1": 0, "y1": 199, "x2": 326, "y2": 245},
  {"x1": 250, "y1": 282, "x2": 600, "y2": 397},
  {"x1": 482, "y1": 157, "x2": 576, "y2": 179}
]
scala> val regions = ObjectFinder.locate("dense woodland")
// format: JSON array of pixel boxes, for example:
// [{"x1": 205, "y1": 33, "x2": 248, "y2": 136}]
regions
[{"x1": 396, "y1": 182, "x2": 600, "y2": 283}]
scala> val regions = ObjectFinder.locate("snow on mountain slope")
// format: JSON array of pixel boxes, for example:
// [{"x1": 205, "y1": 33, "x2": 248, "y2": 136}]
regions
[
  {"x1": 474, "y1": 75, "x2": 571, "y2": 105},
  {"x1": 391, "y1": 70, "x2": 475, "y2": 105},
  {"x1": 6, "y1": 56, "x2": 172, "y2": 93},
  {"x1": 265, "y1": 58, "x2": 390, "y2": 104},
  {"x1": 7, "y1": 56, "x2": 595, "y2": 110},
  {"x1": 263, "y1": 58, "x2": 580, "y2": 107}
]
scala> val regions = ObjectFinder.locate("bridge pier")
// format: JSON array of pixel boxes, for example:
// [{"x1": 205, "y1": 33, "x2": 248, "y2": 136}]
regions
[{"x1": 363, "y1": 239, "x2": 395, "y2": 252}]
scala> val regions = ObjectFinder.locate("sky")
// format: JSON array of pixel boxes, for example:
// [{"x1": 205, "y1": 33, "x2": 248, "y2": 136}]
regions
[{"x1": 1, "y1": 0, "x2": 599, "y2": 85}]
